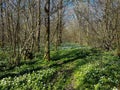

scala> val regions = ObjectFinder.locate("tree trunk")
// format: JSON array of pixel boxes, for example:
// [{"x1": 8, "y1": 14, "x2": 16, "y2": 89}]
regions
[
  {"x1": 1, "y1": 0, "x2": 5, "y2": 48},
  {"x1": 58, "y1": 0, "x2": 63, "y2": 45},
  {"x1": 37, "y1": 0, "x2": 41, "y2": 52},
  {"x1": 44, "y1": 0, "x2": 50, "y2": 61}
]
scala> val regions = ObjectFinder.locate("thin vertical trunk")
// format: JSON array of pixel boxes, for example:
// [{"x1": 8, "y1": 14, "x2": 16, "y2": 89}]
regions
[
  {"x1": 44, "y1": 0, "x2": 50, "y2": 61},
  {"x1": 37, "y1": 0, "x2": 41, "y2": 52},
  {"x1": 31, "y1": 1, "x2": 35, "y2": 52},
  {"x1": 55, "y1": 14, "x2": 59, "y2": 50},
  {"x1": 15, "y1": 0, "x2": 21, "y2": 65},
  {"x1": 6, "y1": 3, "x2": 12, "y2": 46},
  {"x1": 1, "y1": 0, "x2": 5, "y2": 48},
  {"x1": 10, "y1": 13, "x2": 16, "y2": 56},
  {"x1": 86, "y1": 0, "x2": 90, "y2": 46},
  {"x1": 58, "y1": 0, "x2": 63, "y2": 45},
  {"x1": 56, "y1": 0, "x2": 63, "y2": 49}
]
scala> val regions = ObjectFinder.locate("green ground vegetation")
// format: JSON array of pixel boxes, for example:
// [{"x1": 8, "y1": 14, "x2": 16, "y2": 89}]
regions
[{"x1": 0, "y1": 45, "x2": 120, "y2": 90}]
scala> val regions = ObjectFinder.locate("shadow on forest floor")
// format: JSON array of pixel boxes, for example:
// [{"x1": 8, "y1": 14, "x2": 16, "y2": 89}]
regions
[
  {"x1": 51, "y1": 49, "x2": 90, "y2": 61},
  {"x1": 0, "y1": 48, "x2": 96, "y2": 80}
]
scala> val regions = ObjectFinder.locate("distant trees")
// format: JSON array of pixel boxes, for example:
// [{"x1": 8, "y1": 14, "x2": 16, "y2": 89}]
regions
[{"x1": 73, "y1": 0, "x2": 120, "y2": 52}]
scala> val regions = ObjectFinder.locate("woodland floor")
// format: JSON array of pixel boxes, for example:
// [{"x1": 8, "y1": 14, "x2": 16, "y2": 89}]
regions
[{"x1": 0, "y1": 44, "x2": 120, "y2": 90}]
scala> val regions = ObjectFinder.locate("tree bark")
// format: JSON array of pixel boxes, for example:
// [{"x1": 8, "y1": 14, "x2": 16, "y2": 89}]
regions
[
  {"x1": 44, "y1": 0, "x2": 50, "y2": 61},
  {"x1": 37, "y1": 0, "x2": 41, "y2": 52},
  {"x1": 1, "y1": 0, "x2": 5, "y2": 48}
]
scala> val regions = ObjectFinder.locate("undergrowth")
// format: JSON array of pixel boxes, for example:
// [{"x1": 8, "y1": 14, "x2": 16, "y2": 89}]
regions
[{"x1": 0, "y1": 46, "x2": 120, "y2": 90}]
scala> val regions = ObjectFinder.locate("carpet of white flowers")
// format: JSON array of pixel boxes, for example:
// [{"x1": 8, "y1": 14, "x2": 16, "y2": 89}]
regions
[
  {"x1": 0, "y1": 48, "x2": 120, "y2": 90},
  {"x1": 0, "y1": 68, "x2": 56, "y2": 90}
]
